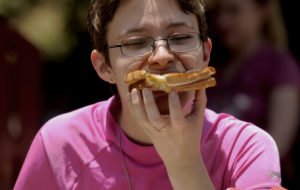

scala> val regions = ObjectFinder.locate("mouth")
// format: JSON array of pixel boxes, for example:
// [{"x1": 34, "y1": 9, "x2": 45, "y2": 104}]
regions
[
  {"x1": 152, "y1": 90, "x2": 168, "y2": 98},
  {"x1": 151, "y1": 91, "x2": 187, "y2": 116},
  {"x1": 146, "y1": 69, "x2": 181, "y2": 75}
]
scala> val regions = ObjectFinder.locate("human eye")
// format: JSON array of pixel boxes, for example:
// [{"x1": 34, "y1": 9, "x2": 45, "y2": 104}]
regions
[
  {"x1": 169, "y1": 34, "x2": 194, "y2": 45},
  {"x1": 122, "y1": 38, "x2": 150, "y2": 50}
]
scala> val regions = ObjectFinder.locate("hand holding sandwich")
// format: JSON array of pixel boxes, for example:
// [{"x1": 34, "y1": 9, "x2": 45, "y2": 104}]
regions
[{"x1": 125, "y1": 67, "x2": 215, "y2": 189}]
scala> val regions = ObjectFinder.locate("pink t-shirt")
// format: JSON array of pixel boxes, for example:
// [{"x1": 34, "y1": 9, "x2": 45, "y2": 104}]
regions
[{"x1": 14, "y1": 97, "x2": 282, "y2": 190}]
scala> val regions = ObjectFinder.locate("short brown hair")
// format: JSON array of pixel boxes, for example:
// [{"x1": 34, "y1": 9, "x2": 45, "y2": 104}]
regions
[{"x1": 87, "y1": 0, "x2": 208, "y2": 65}]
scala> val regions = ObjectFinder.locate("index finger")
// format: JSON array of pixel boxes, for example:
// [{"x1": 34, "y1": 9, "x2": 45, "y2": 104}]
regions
[
  {"x1": 168, "y1": 91, "x2": 186, "y2": 127},
  {"x1": 188, "y1": 89, "x2": 207, "y2": 122}
]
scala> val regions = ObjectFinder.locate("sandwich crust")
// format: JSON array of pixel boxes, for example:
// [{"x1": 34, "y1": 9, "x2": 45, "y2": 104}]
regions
[{"x1": 124, "y1": 67, "x2": 216, "y2": 92}]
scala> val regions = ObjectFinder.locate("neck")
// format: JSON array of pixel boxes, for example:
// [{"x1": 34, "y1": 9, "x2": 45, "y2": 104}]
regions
[{"x1": 119, "y1": 104, "x2": 153, "y2": 146}]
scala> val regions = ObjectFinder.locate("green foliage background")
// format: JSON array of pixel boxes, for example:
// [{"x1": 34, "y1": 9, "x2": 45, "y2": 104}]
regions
[{"x1": 0, "y1": 0, "x2": 89, "y2": 60}]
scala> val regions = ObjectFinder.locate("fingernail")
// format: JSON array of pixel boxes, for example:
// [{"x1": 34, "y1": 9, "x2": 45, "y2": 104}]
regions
[
  {"x1": 142, "y1": 88, "x2": 150, "y2": 96},
  {"x1": 169, "y1": 91, "x2": 177, "y2": 101},
  {"x1": 126, "y1": 92, "x2": 132, "y2": 102},
  {"x1": 142, "y1": 88, "x2": 151, "y2": 104},
  {"x1": 132, "y1": 89, "x2": 139, "y2": 104}
]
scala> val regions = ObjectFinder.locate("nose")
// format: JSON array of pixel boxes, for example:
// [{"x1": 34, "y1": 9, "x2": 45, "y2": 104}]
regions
[{"x1": 148, "y1": 40, "x2": 174, "y2": 67}]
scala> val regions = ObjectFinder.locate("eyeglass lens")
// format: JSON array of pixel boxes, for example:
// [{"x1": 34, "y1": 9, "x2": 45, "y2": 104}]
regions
[{"x1": 121, "y1": 33, "x2": 201, "y2": 56}]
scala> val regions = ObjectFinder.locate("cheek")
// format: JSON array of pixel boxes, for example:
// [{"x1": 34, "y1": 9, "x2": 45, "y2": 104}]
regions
[
  {"x1": 112, "y1": 54, "x2": 147, "y2": 72},
  {"x1": 108, "y1": 58, "x2": 128, "y2": 93},
  {"x1": 109, "y1": 57, "x2": 146, "y2": 96},
  {"x1": 176, "y1": 50, "x2": 204, "y2": 70}
]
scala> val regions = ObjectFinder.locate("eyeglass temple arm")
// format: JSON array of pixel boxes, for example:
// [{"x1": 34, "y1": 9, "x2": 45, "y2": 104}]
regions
[{"x1": 108, "y1": 44, "x2": 122, "y2": 49}]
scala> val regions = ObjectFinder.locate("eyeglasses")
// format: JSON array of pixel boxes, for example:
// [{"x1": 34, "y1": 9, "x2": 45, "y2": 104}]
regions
[{"x1": 108, "y1": 32, "x2": 205, "y2": 57}]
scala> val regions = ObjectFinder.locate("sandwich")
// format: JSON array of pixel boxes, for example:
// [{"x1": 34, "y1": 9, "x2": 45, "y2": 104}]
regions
[{"x1": 124, "y1": 66, "x2": 216, "y2": 93}]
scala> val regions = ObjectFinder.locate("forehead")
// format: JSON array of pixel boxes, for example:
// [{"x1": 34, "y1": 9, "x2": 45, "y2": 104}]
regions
[{"x1": 107, "y1": 0, "x2": 199, "y2": 40}]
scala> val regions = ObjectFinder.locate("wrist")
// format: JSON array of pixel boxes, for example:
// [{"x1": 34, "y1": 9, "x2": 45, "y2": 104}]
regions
[
  {"x1": 165, "y1": 154, "x2": 214, "y2": 190},
  {"x1": 164, "y1": 153, "x2": 202, "y2": 173}
]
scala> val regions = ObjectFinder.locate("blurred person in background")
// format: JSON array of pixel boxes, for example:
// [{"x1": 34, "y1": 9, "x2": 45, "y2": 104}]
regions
[
  {"x1": 0, "y1": 16, "x2": 42, "y2": 190},
  {"x1": 206, "y1": 0, "x2": 300, "y2": 188}
]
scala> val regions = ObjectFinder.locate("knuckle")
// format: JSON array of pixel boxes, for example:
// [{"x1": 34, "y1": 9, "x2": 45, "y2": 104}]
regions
[
  {"x1": 172, "y1": 118, "x2": 186, "y2": 126},
  {"x1": 151, "y1": 119, "x2": 165, "y2": 128}
]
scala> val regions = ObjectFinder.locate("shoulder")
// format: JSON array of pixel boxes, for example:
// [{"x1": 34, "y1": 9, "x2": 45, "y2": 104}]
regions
[
  {"x1": 32, "y1": 97, "x2": 119, "y2": 188},
  {"x1": 40, "y1": 97, "x2": 116, "y2": 164},
  {"x1": 15, "y1": 97, "x2": 120, "y2": 189},
  {"x1": 203, "y1": 109, "x2": 281, "y2": 188},
  {"x1": 203, "y1": 108, "x2": 277, "y2": 149},
  {"x1": 42, "y1": 99, "x2": 108, "y2": 136}
]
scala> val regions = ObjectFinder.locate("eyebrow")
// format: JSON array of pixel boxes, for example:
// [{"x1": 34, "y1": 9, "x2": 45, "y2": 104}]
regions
[
  {"x1": 118, "y1": 28, "x2": 146, "y2": 40},
  {"x1": 117, "y1": 22, "x2": 195, "y2": 40},
  {"x1": 166, "y1": 22, "x2": 194, "y2": 29}
]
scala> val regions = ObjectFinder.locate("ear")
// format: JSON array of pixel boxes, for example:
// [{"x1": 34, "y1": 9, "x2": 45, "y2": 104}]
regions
[
  {"x1": 91, "y1": 49, "x2": 116, "y2": 84},
  {"x1": 202, "y1": 38, "x2": 212, "y2": 67}
]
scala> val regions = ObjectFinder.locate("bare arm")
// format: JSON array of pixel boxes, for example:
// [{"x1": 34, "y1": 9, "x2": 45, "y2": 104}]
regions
[
  {"x1": 268, "y1": 85, "x2": 299, "y2": 157},
  {"x1": 165, "y1": 154, "x2": 214, "y2": 190}
]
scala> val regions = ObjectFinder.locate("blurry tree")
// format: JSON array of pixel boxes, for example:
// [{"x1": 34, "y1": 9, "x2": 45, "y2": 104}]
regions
[
  {"x1": 0, "y1": 0, "x2": 38, "y2": 18},
  {"x1": 0, "y1": 0, "x2": 89, "y2": 60}
]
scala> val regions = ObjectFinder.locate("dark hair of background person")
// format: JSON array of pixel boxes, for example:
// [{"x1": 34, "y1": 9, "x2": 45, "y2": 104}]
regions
[{"x1": 253, "y1": 0, "x2": 288, "y2": 49}]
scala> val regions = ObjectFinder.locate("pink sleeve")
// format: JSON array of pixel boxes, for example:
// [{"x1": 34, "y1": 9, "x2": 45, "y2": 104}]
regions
[
  {"x1": 14, "y1": 132, "x2": 60, "y2": 190},
  {"x1": 228, "y1": 126, "x2": 282, "y2": 189}
]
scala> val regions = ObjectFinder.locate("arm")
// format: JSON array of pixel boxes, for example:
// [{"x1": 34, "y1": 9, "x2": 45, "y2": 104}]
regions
[
  {"x1": 14, "y1": 132, "x2": 59, "y2": 190},
  {"x1": 268, "y1": 85, "x2": 299, "y2": 157},
  {"x1": 165, "y1": 154, "x2": 214, "y2": 190},
  {"x1": 127, "y1": 88, "x2": 214, "y2": 190}
]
